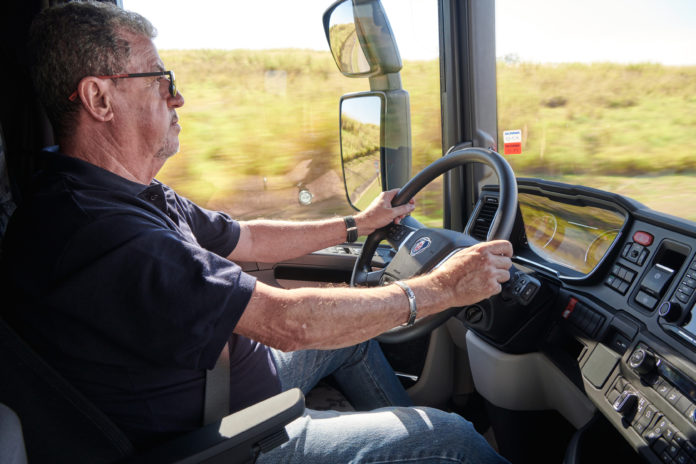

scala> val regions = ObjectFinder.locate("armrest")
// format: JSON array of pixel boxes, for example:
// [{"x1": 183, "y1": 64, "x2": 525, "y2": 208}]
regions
[{"x1": 126, "y1": 388, "x2": 305, "y2": 464}]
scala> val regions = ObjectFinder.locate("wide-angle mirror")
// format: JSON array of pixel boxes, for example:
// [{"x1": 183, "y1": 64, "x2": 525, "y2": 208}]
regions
[
  {"x1": 340, "y1": 94, "x2": 383, "y2": 210},
  {"x1": 324, "y1": 0, "x2": 372, "y2": 76},
  {"x1": 323, "y1": 0, "x2": 402, "y2": 77}
]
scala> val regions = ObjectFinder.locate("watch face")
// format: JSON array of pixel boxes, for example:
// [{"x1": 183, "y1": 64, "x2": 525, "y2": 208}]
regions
[{"x1": 298, "y1": 189, "x2": 313, "y2": 206}]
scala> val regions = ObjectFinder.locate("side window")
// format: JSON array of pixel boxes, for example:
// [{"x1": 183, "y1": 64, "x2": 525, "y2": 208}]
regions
[
  {"x1": 495, "y1": 1, "x2": 696, "y2": 221},
  {"x1": 123, "y1": 1, "x2": 442, "y2": 227}
]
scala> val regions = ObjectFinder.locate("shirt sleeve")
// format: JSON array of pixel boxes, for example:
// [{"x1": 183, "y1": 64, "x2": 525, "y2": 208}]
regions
[{"x1": 169, "y1": 188, "x2": 241, "y2": 257}]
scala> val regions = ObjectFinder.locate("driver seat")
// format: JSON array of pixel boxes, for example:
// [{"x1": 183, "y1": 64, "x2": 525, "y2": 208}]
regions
[{"x1": 0, "y1": 313, "x2": 305, "y2": 464}]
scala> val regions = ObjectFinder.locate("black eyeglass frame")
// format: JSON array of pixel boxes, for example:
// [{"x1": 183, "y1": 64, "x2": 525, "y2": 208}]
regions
[{"x1": 68, "y1": 70, "x2": 176, "y2": 101}]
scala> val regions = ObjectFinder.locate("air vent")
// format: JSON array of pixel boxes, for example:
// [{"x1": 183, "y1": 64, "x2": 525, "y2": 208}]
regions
[{"x1": 471, "y1": 197, "x2": 499, "y2": 241}]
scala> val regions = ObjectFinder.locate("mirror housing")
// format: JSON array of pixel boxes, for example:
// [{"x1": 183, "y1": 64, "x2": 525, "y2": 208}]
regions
[
  {"x1": 323, "y1": 0, "x2": 402, "y2": 78},
  {"x1": 327, "y1": 0, "x2": 412, "y2": 210}
]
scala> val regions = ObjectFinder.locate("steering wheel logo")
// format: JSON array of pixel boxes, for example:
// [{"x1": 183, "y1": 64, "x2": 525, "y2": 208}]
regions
[{"x1": 410, "y1": 237, "x2": 432, "y2": 256}]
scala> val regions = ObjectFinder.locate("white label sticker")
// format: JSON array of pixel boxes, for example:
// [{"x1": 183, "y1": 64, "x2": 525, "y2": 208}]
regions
[{"x1": 503, "y1": 130, "x2": 522, "y2": 143}]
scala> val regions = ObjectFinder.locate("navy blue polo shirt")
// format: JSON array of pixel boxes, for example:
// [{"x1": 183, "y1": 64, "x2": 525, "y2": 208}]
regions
[{"x1": 0, "y1": 148, "x2": 281, "y2": 447}]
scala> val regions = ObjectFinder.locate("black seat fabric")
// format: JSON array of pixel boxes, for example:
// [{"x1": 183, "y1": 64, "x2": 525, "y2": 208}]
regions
[{"x1": 0, "y1": 316, "x2": 135, "y2": 463}]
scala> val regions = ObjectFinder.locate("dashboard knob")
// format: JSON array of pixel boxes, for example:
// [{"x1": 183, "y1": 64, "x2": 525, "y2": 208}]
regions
[
  {"x1": 628, "y1": 348, "x2": 656, "y2": 376},
  {"x1": 613, "y1": 390, "x2": 638, "y2": 416},
  {"x1": 659, "y1": 301, "x2": 682, "y2": 323}
]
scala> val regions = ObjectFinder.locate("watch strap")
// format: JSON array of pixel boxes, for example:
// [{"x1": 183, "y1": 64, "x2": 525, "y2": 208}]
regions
[{"x1": 343, "y1": 216, "x2": 358, "y2": 242}]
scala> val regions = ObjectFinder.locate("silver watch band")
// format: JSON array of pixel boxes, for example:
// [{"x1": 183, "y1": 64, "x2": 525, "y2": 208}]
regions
[{"x1": 394, "y1": 280, "x2": 417, "y2": 327}]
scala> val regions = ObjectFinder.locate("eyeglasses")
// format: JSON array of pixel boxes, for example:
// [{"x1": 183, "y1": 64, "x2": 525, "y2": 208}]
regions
[{"x1": 68, "y1": 70, "x2": 177, "y2": 101}]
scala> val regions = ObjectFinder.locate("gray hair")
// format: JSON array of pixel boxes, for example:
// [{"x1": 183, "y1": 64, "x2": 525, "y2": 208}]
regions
[{"x1": 29, "y1": 1, "x2": 156, "y2": 139}]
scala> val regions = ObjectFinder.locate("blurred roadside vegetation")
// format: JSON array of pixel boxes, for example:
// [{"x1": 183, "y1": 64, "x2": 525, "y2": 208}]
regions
[
  {"x1": 498, "y1": 61, "x2": 696, "y2": 221},
  {"x1": 158, "y1": 48, "x2": 696, "y2": 224}
]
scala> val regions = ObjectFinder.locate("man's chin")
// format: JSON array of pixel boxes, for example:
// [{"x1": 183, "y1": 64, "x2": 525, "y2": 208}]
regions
[{"x1": 156, "y1": 141, "x2": 180, "y2": 160}]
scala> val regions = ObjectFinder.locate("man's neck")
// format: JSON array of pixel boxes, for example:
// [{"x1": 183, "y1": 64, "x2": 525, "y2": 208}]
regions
[{"x1": 60, "y1": 129, "x2": 163, "y2": 185}]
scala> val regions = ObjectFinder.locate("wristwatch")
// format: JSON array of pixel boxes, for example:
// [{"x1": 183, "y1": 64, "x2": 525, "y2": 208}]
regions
[{"x1": 343, "y1": 216, "x2": 358, "y2": 242}]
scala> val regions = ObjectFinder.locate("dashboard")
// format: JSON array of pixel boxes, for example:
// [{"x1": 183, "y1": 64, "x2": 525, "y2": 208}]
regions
[{"x1": 461, "y1": 178, "x2": 696, "y2": 464}]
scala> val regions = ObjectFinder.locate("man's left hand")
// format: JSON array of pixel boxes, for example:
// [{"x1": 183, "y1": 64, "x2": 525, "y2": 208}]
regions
[{"x1": 355, "y1": 189, "x2": 416, "y2": 236}]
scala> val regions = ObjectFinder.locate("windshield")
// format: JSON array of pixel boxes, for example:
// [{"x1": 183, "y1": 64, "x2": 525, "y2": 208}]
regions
[{"x1": 496, "y1": 0, "x2": 696, "y2": 221}]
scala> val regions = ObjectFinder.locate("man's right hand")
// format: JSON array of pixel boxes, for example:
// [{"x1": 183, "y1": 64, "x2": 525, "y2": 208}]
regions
[{"x1": 430, "y1": 240, "x2": 514, "y2": 308}]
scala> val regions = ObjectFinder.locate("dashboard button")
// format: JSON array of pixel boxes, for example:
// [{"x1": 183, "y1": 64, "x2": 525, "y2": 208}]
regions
[
  {"x1": 634, "y1": 413, "x2": 653, "y2": 433},
  {"x1": 655, "y1": 380, "x2": 672, "y2": 397},
  {"x1": 638, "y1": 249, "x2": 650, "y2": 266},
  {"x1": 645, "y1": 420, "x2": 666, "y2": 444},
  {"x1": 643, "y1": 405, "x2": 658, "y2": 424},
  {"x1": 611, "y1": 277, "x2": 623, "y2": 290},
  {"x1": 683, "y1": 277, "x2": 696, "y2": 289},
  {"x1": 653, "y1": 437, "x2": 670, "y2": 455},
  {"x1": 663, "y1": 424, "x2": 677, "y2": 441},
  {"x1": 633, "y1": 231, "x2": 654, "y2": 246},
  {"x1": 668, "y1": 442, "x2": 681, "y2": 457},
  {"x1": 678, "y1": 284, "x2": 694, "y2": 296},
  {"x1": 625, "y1": 269, "x2": 637, "y2": 282},
  {"x1": 615, "y1": 376, "x2": 628, "y2": 390},
  {"x1": 674, "y1": 451, "x2": 689, "y2": 464},
  {"x1": 627, "y1": 244, "x2": 645, "y2": 263},
  {"x1": 618, "y1": 267, "x2": 628, "y2": 280},
  {"x1": 618, "y1": 281, "x2": 630, "y2": 294},
  {"x1": 666, "y1": 388, "x2": 683, "y2": 406},
  {"x1": 680, "y1": 437, "x2": 696, "y2": 455},
  {"x1": 657, "y1": 451, "x2": 671, "y2": 464},
  {"x1": 635, "y1": 397, "x2": 649, "y2": 417},
  {"x1": 610, "y1": 333, "x2": 630, "y2": 353},
  {"x1": 605, "y1": 274, "x2": 616, "y2": 288},
  {"x1": 642, "y1": 264, "x2": 675, "y2": 296},
  {"x1": 685, "y1": 404, "x2": 696, "y2": 423},
  {"x1": 636, "y1": 291, "x2": 658, "y2": 309},
  {"x1": 676, "y1": 291, "x2": 690, "y2": 304},
  {"x1": 676, "y1": 395, "x2": 692, "y2": 414}
]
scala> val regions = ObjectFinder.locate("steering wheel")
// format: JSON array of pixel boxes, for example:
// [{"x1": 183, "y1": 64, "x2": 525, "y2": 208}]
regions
[{"x1": 351, "y1": 147, "x2": 518, "y2": 343}]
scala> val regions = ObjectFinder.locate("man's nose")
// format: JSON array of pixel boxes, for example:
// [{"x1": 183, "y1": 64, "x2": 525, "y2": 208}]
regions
[{"x1": 169, "y1": 90, "x2": 184, "y2": 108}]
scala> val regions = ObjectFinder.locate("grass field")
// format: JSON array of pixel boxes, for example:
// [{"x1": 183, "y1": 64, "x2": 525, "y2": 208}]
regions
[{"x1": 156, "y1": 49, "x2": 696, "y2": 224}]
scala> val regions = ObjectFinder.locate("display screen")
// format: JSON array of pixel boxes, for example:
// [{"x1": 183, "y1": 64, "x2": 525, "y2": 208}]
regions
[{"x1": 519, "y1": 192, "x2": 627, "y2": 275}]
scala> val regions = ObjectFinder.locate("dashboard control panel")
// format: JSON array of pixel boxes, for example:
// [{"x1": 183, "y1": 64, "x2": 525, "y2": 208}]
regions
[{"x1": 605, "y1": 343, "x2": 696, "y2": 464}]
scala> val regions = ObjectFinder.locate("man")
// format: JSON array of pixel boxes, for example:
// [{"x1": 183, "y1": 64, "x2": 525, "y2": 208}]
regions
[{"x1": 1, "y1": 2, "x2": 512, "y2": 462}]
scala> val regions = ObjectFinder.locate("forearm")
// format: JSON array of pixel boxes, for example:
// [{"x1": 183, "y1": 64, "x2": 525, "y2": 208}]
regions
[
  {"x1": 234, "y1": 276, "x2": 453, "y2": 352},
  {"x1": 227, "y1": 189, "x2": 415, "y2": 264},
  {"x1": 231, "y1": 217, "x2": 349, "y2": 263}
]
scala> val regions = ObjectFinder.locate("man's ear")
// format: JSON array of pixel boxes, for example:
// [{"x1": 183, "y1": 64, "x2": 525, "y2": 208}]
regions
[{"x1": 75, "y1": 77, "x2": 114, "y2": 122}]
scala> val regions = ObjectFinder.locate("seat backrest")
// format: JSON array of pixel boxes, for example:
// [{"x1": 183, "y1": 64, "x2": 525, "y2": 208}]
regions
[
  {"x1": 0, "y1": 124, "x2": 16, "y2": 244},
  {"x1": 0, "y1": 316, "x2": 135, "y2": 463}
]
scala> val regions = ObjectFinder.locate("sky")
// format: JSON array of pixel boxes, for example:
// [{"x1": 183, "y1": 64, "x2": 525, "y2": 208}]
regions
[{"x1": 122, "y1": 0, "x2": 696, "y2": 65}]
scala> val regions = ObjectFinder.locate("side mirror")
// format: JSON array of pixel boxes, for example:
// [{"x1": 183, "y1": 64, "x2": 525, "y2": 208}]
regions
[
  {"x1": 323, "y1": 0, "x2": 402, "y2": 78},
  {"x1": 340, "y1": 94, "x2": 384, "y2": 210},
  {"x1": 340, "y1": 91, "x2": 412, "y2": 210}
]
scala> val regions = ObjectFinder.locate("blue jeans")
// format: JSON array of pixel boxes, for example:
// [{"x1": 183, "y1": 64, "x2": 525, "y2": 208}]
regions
[{"x1": 258, "y1": 340, "x2": 509, "y2": 464}]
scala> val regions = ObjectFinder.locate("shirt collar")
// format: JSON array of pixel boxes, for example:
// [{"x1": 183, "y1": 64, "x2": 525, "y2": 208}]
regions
[{"x1": 41, "y1": 146, "x2": 156, "y2": 197}]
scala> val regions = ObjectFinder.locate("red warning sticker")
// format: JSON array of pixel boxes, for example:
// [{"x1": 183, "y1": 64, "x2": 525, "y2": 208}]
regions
[{"x1": 503, "y1": 129, "x2": 522, "y2": 155}]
